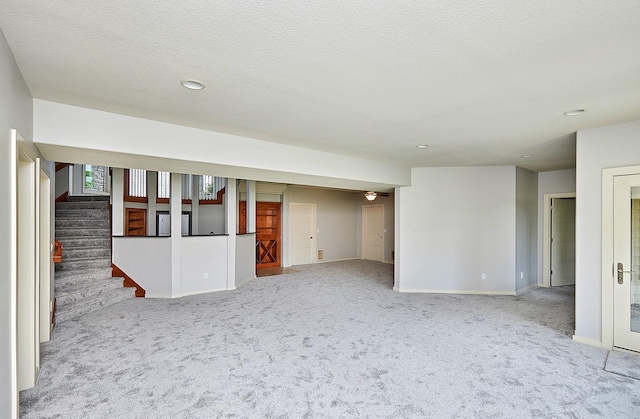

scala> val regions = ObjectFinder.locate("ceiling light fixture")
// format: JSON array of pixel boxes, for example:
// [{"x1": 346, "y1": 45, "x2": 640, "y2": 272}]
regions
[
  {"x1": 563, "y1": 109, "x2": 585, "y2": 116},
  {"x1": 521, "y1": 154, "x2": 534, "y2": 158},
  {"x1": 416, "y1": 145, "x2": 429, "y2": 149},
  {"x1": 181, "y1": 79, "x2": 205, "y2": 90},
  {"x1": 365, "y1": 191, "x2": 377, "y2": 201}
]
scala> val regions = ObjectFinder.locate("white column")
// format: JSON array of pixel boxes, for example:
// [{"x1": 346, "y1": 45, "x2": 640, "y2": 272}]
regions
[
  {"x1": 247, "y1": 180, "x2": 256, "y2": 233},
  {"x1": 170, "y1": 173, "x2": 182, "y2": 296},
  {"x1": 111, "y1": 168, "x2": 124, "y2": 236},
  {"x1": 191, "y1": 175, "x2": 199, "y2": 235},
  {"x1": 147, "y1": 171, "x2": 157, "y2": 236},
  {"x1": 225, "y1": 178, "x2": 237, "y2": 290},
  {"x1": 393, "y1": 186, "x2": 401, "y2": 291}
]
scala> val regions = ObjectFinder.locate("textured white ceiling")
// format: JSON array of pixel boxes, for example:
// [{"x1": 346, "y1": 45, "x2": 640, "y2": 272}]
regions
[{"x1": 1, "y1": 0, "x2": 639, "y2": 171}]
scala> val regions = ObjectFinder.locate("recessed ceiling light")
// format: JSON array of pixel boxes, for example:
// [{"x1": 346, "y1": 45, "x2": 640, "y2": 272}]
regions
[
  {"x1": 416, "y1": 145, "x2": 429, "y2": 149},
  {"x1": 180, "y1": 79, "x2": 205, "y2": 90},
  {"x1": 563, "y1": 109, "x2": 585, "y2": 116},
  {"x1": 521, "y1": 154, "x2": 534, "y2": 158}
]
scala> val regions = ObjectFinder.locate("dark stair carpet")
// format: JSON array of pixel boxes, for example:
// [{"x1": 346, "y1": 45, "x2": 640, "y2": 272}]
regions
[{"x1": 54, "y1": 196, "x2": 135, "y2": 323}]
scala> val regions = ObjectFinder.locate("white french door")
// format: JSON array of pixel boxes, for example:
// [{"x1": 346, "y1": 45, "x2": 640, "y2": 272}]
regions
[{"x1": 613, "y1": 173, "x2": 640, "y2": 352}]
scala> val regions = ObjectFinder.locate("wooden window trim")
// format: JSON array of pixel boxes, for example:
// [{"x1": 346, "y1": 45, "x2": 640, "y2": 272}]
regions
[
  {"x1": 199, "y1": 187, "x2": 225, "y2": 205},
  {"x1": 124, "y1": 169, "x2": 148, "y2": 203}
]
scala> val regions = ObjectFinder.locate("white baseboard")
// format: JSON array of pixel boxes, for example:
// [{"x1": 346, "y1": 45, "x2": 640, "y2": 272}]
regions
[
  {"x1": 236, "y1": 276, "x2": 256, "y2": 288},
  {"x1": 146, "y1": 288, "x2": 228, "y2": 299},
  {"x1": 572, "y1": 335, "x2": 603, "y2": 348},
  {"x1": 316, "y1": 257, "x2": 359, "y2": 264},
  {"x1": 180, "y1": 288, "x2": 228, "y2": 297},
  {"x1": 396, "y1": 288, "x2": 516, "y2": 296},
  {"x1": 516, "y1": 284, "x2": 538, "y2": 295}
]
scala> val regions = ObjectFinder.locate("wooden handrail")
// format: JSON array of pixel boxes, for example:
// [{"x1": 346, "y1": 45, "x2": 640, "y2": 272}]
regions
[{"x1": 53, "y1": 239, "x2": 63, "y2": 263}]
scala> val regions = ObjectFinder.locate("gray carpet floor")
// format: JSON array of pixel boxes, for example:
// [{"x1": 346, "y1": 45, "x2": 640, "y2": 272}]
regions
[{"x1": 20, "y1": 260, "x2": 640, "y2": 418}]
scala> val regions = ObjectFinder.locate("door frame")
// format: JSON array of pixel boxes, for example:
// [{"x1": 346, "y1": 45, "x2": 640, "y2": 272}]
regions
[
  {"x1": 542, "y1": 192, "x2": 576, "y2": 287},
  {"x1": 16, "y1": 133, "x2": 40, "y2": 391},
  {"x1": 362, "y1": 204, "x2": 385, "y2": 261},
  {"x1": 602, "y1": 165, "x2": 640, "y2": 350}
]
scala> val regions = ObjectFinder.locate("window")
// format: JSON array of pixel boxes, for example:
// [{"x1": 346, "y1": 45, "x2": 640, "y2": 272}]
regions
[
  {"x1": 124, "y1": 169, "x2": 148, "y2": 202},
  {"x1": 157, "y1": 171, "x2": 170, "y2": 200},
  {"x1": 156, "y1": 171, "x2": 170, "y2": 203},
  {"x1": 182, "y1": 174, "x2": 192, "y2": 203},
  {"x1": 157, "y1": 172, "x2": 193, "y2": 203},
  {"x1": 83, "y1": 164, "x2": 110, "y2": 195}
]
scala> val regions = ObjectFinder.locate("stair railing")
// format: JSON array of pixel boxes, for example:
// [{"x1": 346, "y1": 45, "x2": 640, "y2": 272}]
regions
[{"x1": 53, "y1": 239, "x2": 63, "y2": 263}]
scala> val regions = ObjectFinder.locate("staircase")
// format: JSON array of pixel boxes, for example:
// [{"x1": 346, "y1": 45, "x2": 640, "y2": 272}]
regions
[{"x1": 55, "y1": 196, "x2": 135, "y2": 323}]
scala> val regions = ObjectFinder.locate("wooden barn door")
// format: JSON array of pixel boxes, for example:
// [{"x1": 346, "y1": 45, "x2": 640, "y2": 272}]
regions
[
  {"x1": 256, "y1": 202, "x2": 281, "y2": 269},
  {"x1": 239, "y1": 201, "x2": 282, "y2": 269}
]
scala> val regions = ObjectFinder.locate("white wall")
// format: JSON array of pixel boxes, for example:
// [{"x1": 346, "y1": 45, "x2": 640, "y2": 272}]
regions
[
  {"x1": 112, "y1": 237, "x2": 172, "y2": 297},
  {"x1": 537, "y1": 168, "x2": 576, "y2": 283},
  {"x1": 54, "y1": 165, "x2": 69, "y2": 199},
  {"x1": 236, "y1": 234, "x2": 256, "y2": 287},
  {"x1": 33, "y1": 100, "x2": 411, "y2": 191},
  {"x1": 199, "y1": 204, "x2": 225, "y2": 235},
  {"x1": 396, "y1": 167, "x2": 517, "y2": 294},
  {"x1": 575, "y1": 120, "x2": 640, "y2": 343},
  {"x1": 0, "y1": 29, "x2": 34, "y2": 418},
  {"x1": 286, "y1": 186, "x2": 360, "y2": 262},
  {"x1": 515, "y1": 167, "x2": 538, "y2": 292}
]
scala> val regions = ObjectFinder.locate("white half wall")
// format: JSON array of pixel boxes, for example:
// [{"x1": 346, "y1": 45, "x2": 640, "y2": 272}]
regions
[
  {"x1": 181, "y1": 236, "x2": 228, "y2": 295},
  {"x1": 537, "y1": 168, "x2": 576, "y2": 284},
  {"x1": 396, "y1": 167, "x2": 517, "y2": 294},
  {"x1": 575, "y1": 119, "x2": 640, "y2": 343},
  {"x1": 112, "y1": 237, "x2": 172, "y2": 297}
]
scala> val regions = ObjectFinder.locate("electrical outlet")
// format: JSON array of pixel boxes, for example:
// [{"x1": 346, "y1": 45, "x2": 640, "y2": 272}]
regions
[
  {"x1": 520, "y1": 272, "x2": 524, "y2": 279},
  {"x1": 481, "y1": 273, "x2": 486, "y2": 280},
  {"x1": 203, "y1": 273, "x2": 208, "y2": 279}
]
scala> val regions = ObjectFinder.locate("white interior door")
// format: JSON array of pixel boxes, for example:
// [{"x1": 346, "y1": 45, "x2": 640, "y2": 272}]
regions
[
  {"x1": 290, "y1": 203, "x2": 316, "y2": 266},
  {"x1": 363, "y1": 204, "x2": 384, "y2": 261},
  {"x1": 613, "y1": 174, "x2": 640, "y2": 352},
  {"x1": 550, "y1": 198, "x2": 576, "y2": 286}
]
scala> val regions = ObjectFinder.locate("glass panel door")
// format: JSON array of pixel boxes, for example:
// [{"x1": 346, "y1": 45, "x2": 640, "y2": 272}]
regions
[{"x1": 613, "y1": 174, "x2": 640, "y2": 351}]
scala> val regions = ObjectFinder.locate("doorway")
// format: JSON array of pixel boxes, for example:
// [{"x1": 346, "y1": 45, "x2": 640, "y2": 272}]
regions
[
  {"x1": 362, "y1": 204, "x2": 384, "y2": 262},
  {"x1": 602, "y1": 166, "x2": 640, "y2": 353},
  {"x1": 542, "y1": 193, "x2": 576, "y2": 287}
]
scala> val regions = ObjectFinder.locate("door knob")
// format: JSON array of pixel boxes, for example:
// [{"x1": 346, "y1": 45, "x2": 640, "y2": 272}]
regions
[{"x1": 617, "y1": 262, "x2": 634, "y2": 284}]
